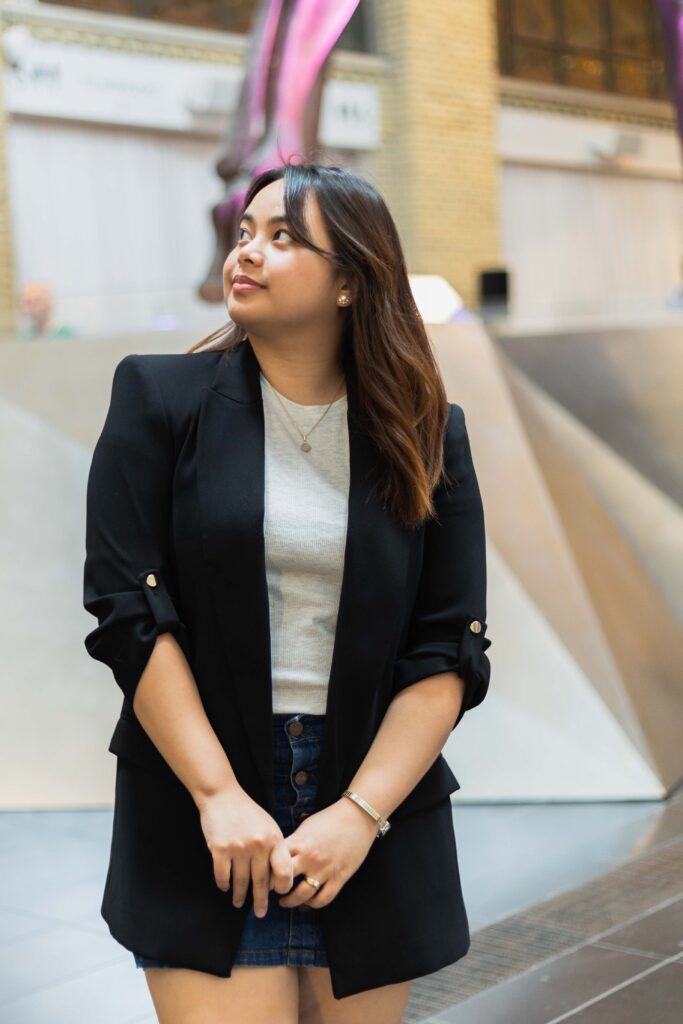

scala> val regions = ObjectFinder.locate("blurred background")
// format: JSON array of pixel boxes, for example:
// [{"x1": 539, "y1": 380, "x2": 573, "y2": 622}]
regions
[{"x1": 0, "y1": 2, "x2": 681, "y2": 1022}]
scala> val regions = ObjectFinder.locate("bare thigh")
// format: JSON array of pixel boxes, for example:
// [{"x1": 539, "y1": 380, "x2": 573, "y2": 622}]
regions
[
  {"x1": 143, "y1": 964, "x2": 299, "y2": 1024},
  {"x1": 298, "y1": 967, "x2": 412, "y2": 1024}
]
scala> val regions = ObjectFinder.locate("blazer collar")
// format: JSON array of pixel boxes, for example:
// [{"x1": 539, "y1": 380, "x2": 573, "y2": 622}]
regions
[
  {"x1": 209, "y1": 334, "x2": 263, "y2": 404},
  {"x1": 197, "y1": 336, "x2": 413, "y2": 811},
  {"x1": 209, "y1": 333, "x2": 360, "y2": 421}
]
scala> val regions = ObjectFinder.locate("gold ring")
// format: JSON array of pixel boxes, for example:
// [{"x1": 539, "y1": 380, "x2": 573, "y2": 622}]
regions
[{"x1": 304, "y1": 875, "x2": 322, "y2": 891}]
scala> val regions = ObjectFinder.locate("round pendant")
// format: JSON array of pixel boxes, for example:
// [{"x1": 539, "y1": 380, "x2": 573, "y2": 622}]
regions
[{"x1": 300, "y1": 441, "x2": 312, "y2": 452}]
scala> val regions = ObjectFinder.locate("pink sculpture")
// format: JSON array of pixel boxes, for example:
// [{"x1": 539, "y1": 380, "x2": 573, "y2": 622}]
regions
[
  {"x1": 198, "y1": 0, "x2": 361, "y2": 301},
  {"x1": 656, "y1": 0, "x2": 683, "y2": 145}
]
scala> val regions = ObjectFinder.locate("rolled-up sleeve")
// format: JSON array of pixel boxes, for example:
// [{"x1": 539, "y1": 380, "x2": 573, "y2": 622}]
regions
[
  {"x1": 83, "y1": 354, "x2": 188, "y2": 703},
  {"x1": 391, "y1": 403, "x2": 492, "y2": 731}
]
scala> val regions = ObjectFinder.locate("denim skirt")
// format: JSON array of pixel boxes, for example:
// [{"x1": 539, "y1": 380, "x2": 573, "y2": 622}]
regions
[{"x1": 132, "y1": 711, "x2": 330, "y2": 970}]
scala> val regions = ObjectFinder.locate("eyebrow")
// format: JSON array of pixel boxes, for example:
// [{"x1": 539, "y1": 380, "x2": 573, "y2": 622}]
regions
[{"x1": 239, "y1": 213, "x2": 289, "y2": 226}]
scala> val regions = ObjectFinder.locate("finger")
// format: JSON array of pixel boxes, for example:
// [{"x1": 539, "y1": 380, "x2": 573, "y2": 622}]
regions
[
  {"x1": 305, "y1": 883, "x2": 338, "y2": 909},
  {"x1": 231, "y1": 856, "x2": 251, "y2": 909},
  {"x1": 299, "y1": 872, "x2": 341, "y2": 910},
  {"x1": 251, "y1": 855, "x2": 271, "y2": 918},
  {"x1": 214, "y1": 855, "x2": 231, "y2": 893},
  {"x1": 269, "y1": 839, "x2": 295, "y2": 894},
  {"x1": 278, "y1": 878, "x2": 323, "y2": 909}
]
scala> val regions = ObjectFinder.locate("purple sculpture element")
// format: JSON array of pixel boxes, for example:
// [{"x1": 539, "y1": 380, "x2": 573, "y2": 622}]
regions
[
  {"x1": 214, "y1": 0, "x2": 285, "y2": 185},
  {"x1": 656, "y1": 0, "x2": 683, "y2": 144},
  {"x1": 198, "y1": 0, "x2": 361, "y2": 301}
]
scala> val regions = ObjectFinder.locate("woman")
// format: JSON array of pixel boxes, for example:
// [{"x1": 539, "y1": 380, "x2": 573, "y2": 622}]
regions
[{"x1": 83, "y1": 162, "x2": 492, "y2": 1024}]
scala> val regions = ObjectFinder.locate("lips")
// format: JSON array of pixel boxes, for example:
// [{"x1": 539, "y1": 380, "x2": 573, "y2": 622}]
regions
[{"x1": 233, "y1": 274, "x2": 264, "y2": 287}]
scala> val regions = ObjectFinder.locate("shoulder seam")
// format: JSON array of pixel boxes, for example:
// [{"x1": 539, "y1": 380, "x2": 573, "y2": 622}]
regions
[
  {"x1": 121, "y1": 354, "x2": 174, "y2": 447},
  {"x1": 146, "y1": 360, "x2": 174, "y2": 447}
]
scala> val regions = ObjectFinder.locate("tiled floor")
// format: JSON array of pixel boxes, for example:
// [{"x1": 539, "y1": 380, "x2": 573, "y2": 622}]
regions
[
  {"x1": 0, "y1": 788, "x2": 681, "y2": 1023},
  {"x1": 407, "y1": 787, "x2": 683, "y2": 1023},
  {"x1": 410, "y1": 899, "x2": 683, "y2": 1023}
]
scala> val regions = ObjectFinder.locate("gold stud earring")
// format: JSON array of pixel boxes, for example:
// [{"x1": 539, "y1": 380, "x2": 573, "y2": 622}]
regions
[{"x1": 338, "y1": 295, "x2": 350, "y2": 305}]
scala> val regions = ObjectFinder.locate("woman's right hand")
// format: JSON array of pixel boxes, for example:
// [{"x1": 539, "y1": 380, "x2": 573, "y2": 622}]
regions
[{"x1": 196, "y1": 786, "x2": 294, "y2": 917}]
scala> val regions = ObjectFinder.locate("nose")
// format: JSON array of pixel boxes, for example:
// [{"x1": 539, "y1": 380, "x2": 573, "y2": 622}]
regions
[{"x1": 236, "y1": 235, "x2": 264, "y2": 265}]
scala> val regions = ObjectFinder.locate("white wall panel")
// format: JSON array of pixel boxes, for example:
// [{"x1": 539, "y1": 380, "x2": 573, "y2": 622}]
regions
[
  {"x1": 500, "y1": 162, "x2": 683, "y2": 322},
  {"x1": 8, "y1": 117, "x2": 228, "y2": 337}
]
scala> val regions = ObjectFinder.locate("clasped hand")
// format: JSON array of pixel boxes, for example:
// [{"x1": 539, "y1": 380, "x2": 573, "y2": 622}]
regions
[
  {"x1": 197, "y1": 788, "x2": 379, "y2": 917},
  {"x1": 197, "y1": 786, "x2": 378, "y2": 917}
]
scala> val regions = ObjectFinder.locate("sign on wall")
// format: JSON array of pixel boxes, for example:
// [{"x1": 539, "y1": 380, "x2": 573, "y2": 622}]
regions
[{"x1": 2, "y1": 29, "x2": 380, "y2": 148}]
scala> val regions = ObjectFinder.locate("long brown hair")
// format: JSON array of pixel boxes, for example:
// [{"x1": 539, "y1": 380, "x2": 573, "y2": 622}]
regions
[{"x1": 187, "y1": 161, "x2": 453, "y2": 530}]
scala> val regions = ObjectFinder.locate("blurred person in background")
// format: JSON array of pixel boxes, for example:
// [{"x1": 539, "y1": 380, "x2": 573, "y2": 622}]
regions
[{"x1": 17, "y1": 281, "x2": 75, "y2": 340}]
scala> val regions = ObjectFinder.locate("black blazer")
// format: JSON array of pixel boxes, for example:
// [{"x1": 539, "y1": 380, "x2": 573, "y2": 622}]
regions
[{"x1": 83, "y1": 337, "x2": 492, "y2": 999}]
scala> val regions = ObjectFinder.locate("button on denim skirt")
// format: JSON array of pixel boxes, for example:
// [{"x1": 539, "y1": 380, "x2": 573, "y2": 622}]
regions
[{"x1": 132, "y1": 712, "x2": 330, "y2": 970}]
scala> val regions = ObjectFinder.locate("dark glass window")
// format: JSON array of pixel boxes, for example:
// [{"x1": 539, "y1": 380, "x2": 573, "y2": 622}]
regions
[
  {"x1": 40, "y1": 1, "x2": 373, "y2": 51},
  {"x1": 40, "y1": 1, "x2": 255, "y2": 33},
  {"x1": 497, "y1": 0, "x2": 669, "y2": 99}
]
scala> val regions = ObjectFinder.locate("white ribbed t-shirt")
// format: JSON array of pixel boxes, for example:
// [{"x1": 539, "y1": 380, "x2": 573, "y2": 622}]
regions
[{"x1": 259, "y1": 371, "x2": 350, "y2": 714}]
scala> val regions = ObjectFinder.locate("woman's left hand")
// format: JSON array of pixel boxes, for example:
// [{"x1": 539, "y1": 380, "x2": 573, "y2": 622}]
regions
[{"x1": 276, "y1": 796, "x2": 380, "y2": 909}]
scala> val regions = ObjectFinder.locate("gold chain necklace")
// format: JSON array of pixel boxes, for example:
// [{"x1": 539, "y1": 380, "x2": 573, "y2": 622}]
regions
[{"x1": 262, "y1": 372, "x2": 346, "y2": 452}]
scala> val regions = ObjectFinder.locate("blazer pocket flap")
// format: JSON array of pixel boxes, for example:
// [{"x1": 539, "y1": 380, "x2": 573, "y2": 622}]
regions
[
  {"x1": 390, "y1": 753, "x2": 460, "y2": 819},
  {"x1": 108, "y1": 713, "x2": 179, "y2": 782}
]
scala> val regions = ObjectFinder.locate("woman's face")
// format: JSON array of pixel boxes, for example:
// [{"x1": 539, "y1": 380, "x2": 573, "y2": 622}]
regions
[{"x1": 223, "y1": 178, "x2": 344, "y2": 337}]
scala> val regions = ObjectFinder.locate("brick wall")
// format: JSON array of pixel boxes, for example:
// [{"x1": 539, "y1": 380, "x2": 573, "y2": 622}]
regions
[{"x1": 374, "y1": 0, "x2": 501, "y2": 308}]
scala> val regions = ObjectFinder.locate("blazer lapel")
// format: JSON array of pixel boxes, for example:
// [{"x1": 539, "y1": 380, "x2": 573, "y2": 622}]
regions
[{"x1": 196, "y1": 338, "x2": 413, "y2": 811}]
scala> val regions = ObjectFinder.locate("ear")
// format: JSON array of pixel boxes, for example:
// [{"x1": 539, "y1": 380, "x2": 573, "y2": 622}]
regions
[{"x1": 336, "y1": 274, "x2": 359, "y2": 304}]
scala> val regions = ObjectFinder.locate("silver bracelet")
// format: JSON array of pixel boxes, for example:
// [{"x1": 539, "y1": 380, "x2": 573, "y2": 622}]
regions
[{"x1": 342, "y1": 789, "x2": 391, "y2": 837}]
